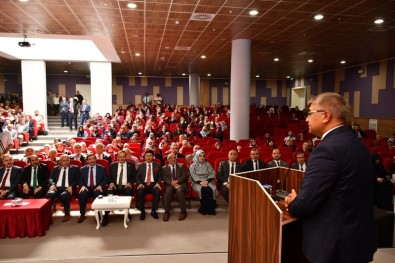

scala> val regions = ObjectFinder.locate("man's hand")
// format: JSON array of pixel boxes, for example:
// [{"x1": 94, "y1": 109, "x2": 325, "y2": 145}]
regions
[
  {"x1": 137, "y1": 184, "x2": 144, "y2": 190},
  {"x1": 285, "y1": 189, "x2": 298, "y2": 208},
  {"x1": 108, "y1": 183, "x2": 115, "y2": 189},
  {"x1": 79, "y1": 186, "x2": 87, "y2": 193},
  {"x1": 23, "y1": 184, "x2": 30, "y2": 194},
  {"x1": 154, "y1": 183, "x2": 161, "y2": 190},
  {"x1": 200, "y1": 181, "x2": 209, "y2": 187}
]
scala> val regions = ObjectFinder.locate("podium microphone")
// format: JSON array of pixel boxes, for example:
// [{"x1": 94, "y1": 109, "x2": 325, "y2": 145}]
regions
[{"x1": 274, "y1": 164, "x2": 291, "y2": 200}]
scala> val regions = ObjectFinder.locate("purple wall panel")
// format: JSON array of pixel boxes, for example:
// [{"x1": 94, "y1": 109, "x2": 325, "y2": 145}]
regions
[
  {"x1": 4, "y1": 74, "x2": 21, "y2": 94},
  {"x1": 47, "y1": 75, "x2": 90, "y2": 98}
]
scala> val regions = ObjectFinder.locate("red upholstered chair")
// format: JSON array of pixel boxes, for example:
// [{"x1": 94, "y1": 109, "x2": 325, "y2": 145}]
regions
[
  {"x1": 40, "y1": 160, "x2": 57, "y2": 174},
  {"x1": 69, "y1": 159, "x2": 83, "y2": 169},
  {"x1": 13, "y1": 160, "x2": 28, "y2": 168},
  {"x1": 96, "y1": 159, "x2": 110, "y2": 176}
]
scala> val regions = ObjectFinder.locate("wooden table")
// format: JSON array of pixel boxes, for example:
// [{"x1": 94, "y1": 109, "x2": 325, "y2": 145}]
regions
[{"x1": 0, "y1": 199, "x2": 52, "y2": 239}]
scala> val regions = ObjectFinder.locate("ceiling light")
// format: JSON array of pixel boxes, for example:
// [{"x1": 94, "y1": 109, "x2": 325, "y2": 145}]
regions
[
  {"x1": 19, "y1": 0, "x2": 29, "y2": 2},
  {"x1": 249, "y1": 10, "x2": 258, "y2": 16},
  {"x1": 308, "y1": 59, "x2": 313, "y2": 63},
  {"x1": 207, "y1": 73, "x2": 211, "y2": 77},
  {"x1": 135, "y1": 52, "x2": 140, "y2": 56},
  {"x1": 314, "y1": 14, "x2": 324, "y2": 21},
  {"x1": 175, "y1": 20, "x2": 180, "y2": 25},
  {"x1": 256, "y1": 75, "x2": 260, "y2": 78},
  {"x1": 274, "y1": 58, "x2": 279, "y2": 62},
  {"x1": 201, "y1": 55, "x2": 206, "y2": 59},
  {"x1": 182, "y1": 73, "x2": 186, "y2": 76},
  {"x1": 127, "y1": 3, "x2": 137, "y2": 9},
  {"x1": 138, "y1": 72, "x2": 142, "y2": 75},
  {"x1": 340, "y1": 60, "x2": 346, "y2": 64},
  {"x1": 374, "y1": 18, "x2": 384, "y2": 24},
  {"x1": 64, "y1": 70, "x2": 68, "y2": 73},
  {"x1": 286, "y1": 76, "x2": 290, "y2": 79}
]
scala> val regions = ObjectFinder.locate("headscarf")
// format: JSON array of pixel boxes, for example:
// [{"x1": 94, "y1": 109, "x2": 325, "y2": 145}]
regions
[{"x1": 192, "y1": 149, "x2": 205, "y2": 164}]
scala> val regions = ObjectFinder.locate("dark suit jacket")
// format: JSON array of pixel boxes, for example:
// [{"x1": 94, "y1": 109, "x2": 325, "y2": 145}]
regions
[
  {"x1": 70, "y1": 154, "x2": 86, "y2": 165},
  {"x1": 162, "y1": 163, "x2": 188, "y2": 191},
  {"x1": 50, "y1": 165, "x2": 79, "y2": 189},
  {"x1": 136, "y1": 162, "x2": 162, "y2": 186},
  {"x1": 80, "y1": 104, "x2": 90, "y2": 116},
  {"x1": 267, "y1": 159, "x2": 288, "y2": 168},
  {"x1": 288, "y1": 125, "x2": 376, "y2": 262},
  {"x1": 108, "y1": 161, "x2": 136, "y2": 187},
  {"x1": 0, "y1": 166, "x2": 22, "y2": 192},
  {"x1": 291, "y1": 162, "x2": 307, "y2": 171},
  {"x1": 243, "y1": 159, "x2": 267, "y2": 172},
  {"x1": 217, "y1": 160, "x2": 243, "y2": 184},
  {"x1": 79, "y1": 164, "x2": 107, "y2": 189},
  {"x1": 68, "y1": 102, "x2": 79, "y2": 115},
  {"x1": 22, "y1": 164, "x2": 50, "y2": 190}
]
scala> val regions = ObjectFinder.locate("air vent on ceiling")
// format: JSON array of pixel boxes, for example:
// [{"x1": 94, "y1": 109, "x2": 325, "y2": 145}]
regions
[
  {"x1": 368, "y1": 26, "x2": 394, "y2": 32},
  {"x1": 174, "y1": 46, "x2": 191, "y2": 51},
  {"x1": 190, "y1": 13, "x2": 215, "y2": 21}
]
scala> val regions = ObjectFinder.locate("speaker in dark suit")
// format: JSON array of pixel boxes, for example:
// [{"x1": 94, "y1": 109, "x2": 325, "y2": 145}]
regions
[
  {"x1": 46, "y1": 155, "x2": 80, "y2": 222},
  {"x1": 286, "y1": 93, "x2": 377, "y2": 262},
  {"x1": 77, "y1": 154, "x2": 107, "y2": 223},
  {"x1": 0, "y1": 155, "x2": 23, "y2": 199},
  {"x1": 162, "y1": 153, "x2": 188, "y2": 221},
  {"x1": 217, "y1": 150, "x2": 244, "y2": 203},
  {"x1": 21, "y1": 155, "x2": 50, "y2": 199},
  {"x1": 136, "y1": 150, "x2": 162, "y2": 220}
]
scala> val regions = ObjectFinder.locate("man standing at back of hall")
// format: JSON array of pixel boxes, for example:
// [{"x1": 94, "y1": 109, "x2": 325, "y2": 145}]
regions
[{"x1": 285, "y1": 92, "x2": 376, "y2": 263}]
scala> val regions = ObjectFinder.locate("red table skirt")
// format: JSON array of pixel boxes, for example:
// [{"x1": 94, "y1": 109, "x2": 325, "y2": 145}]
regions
[{"x1": 0, "y1": 199, "x2": 53, "y2": 239}]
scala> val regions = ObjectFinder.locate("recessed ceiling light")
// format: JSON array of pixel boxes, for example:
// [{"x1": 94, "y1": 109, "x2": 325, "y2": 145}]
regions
[
  {"x1": 64, "y1": 70, "x2": 68, "y2": 73},
  {"x1": 308, "y1": 59, "x2": 313, "y2": 63},
  {"x1": 374, "y1": 18, "x2": 384, "y2": 24},
  {"x1": 274, "y1": 58, "x2": 279, "y2": 62},
  {"x1": 249, "y1": 10, "x2": 258, "y2": 16},
  {"x1": 182, "y1": 73, "x2": 186, "y2": 76},
  {"x1": 138, "y1": 72, "x2": 142, "y2": 75},
  {"x1": 201, "y1": 55, "x2": 206, "y2": 59},
  {"x1": 121, "y1": 50, "x2": 125, "y2": 54},
  {"x1": 286, "y1": 76, "x2": 290, "y2": 79},
  {"x1": 340, "y1": 60, "x2": 346, "y2": 64},
  {"x1": 256, "y1": 75, "x2": 260, "y2": 78},
  {"x1": 127, "y1": 3, "x2": 137, "y2": 9},
  {"x1": 175, "y1": 20, "x2": 180, "y2": 25},
  {"x1": 314, "y1": 14, "x2": 324, "y2": 20},
  {"x1": 207, "y1": 73, "x2": 211, "y2": 77},
  {"x1": 135, "y1": 52, "x2": 140, "y2": 56},
  {"x1": 19, "y1": 0, "x2": 29, "y2": 2}
]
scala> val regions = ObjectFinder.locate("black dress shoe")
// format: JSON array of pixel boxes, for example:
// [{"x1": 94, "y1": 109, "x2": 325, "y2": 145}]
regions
[
  {"x1": 102, "y1": 215, "x2": 109, "y2": 227},
  {"x1": 140, "y1": 212, "x2": 146, "y2": 220},
  {"x1": 77, "y1": 215, "x2": 86, "y2": 223},
  {"x1": 151, "y1": 210, "x2": 159, "y2": 219}
]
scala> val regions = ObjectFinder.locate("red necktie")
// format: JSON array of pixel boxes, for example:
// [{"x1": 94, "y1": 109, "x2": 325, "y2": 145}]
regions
[
  {"x1": 146, "y1": 164, "x2": 151, "y2": 184},
  {"x1": 89, "y1": 166, "x2": 94, "y2": 189},
  {"x1": 1, "y1": 169, "x2": 10, "y2": 190}
]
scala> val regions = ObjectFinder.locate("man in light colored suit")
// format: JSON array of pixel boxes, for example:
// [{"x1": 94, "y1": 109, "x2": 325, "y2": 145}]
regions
[
  {"x1": 78, "y1": 154, "x2": 107, "y2": 223},
  {"x1": 136, "y1": 150, "x2": 162, "y2": 220},
  {"x1": 217, "y1": 150, "x2": 243, "y2": 203},
  {"x1": 162, "y1": 153, "x2": 188, "y2": 221},
  {"x1": 80, "y1": 99, "x2": 90, "y2": 125}
]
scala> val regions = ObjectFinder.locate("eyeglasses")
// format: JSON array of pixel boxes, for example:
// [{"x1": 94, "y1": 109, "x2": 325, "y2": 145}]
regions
[{"x1": 307, "y1": 110, "x2": 327, "y2": 116}]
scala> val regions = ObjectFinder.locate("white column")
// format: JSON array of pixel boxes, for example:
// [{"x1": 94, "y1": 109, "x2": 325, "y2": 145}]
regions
[
  {"x1": 90, "y1": 62, "x2": 112, "y2": 115},
  {"x1": 230, "y1": 39, "x2": 251, "y2": 141},
  {"x1": 21, "y1": 60, "x2": 48, "y2": 130},
  {"x1": 189, "y1": 73, "x2": 200, "y2": 106}
]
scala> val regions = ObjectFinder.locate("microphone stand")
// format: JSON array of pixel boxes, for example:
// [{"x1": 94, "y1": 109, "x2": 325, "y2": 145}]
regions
[{"x1": 274, "y1": 164, "x2": 291, "y2": 200}]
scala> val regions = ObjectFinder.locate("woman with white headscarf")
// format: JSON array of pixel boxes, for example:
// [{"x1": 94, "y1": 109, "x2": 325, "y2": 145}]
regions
[{"x1": 189, "y1": 150, "x2": 217, "y2": 215}]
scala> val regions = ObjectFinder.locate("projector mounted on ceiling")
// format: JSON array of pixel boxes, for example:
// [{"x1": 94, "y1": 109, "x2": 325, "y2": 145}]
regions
[{"x1": 18, "y1": 35, "x2": 31, "y2": 47}]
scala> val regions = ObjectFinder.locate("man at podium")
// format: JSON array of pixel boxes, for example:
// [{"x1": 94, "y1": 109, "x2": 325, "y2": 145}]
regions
[{"x1": 285, "y1": 93, "x2": 376, "y2": 263}]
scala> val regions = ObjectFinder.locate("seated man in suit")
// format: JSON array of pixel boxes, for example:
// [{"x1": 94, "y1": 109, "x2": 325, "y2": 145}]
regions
[
  {"x1": 70, "y1": 143, "x2": 86, "y2": 164},
  {"x1": 136, "y1": 150, "x2": 162, "y2": 220},
  {"x1": 291, "y1": 151, "x2": 307, "y2": 171},
  {"x1": 103, "y1": 150, "x2": 136, "y2": 226},
  {"x1": 162, "y1": 153, "x2": 188, "y2": 222},
  {"x1": 0, "y1": 154, "x2": 22, "y2": 199},
  {"x1": 218, "y1": 150, "x2": 244, "y2": 203},
  {"x1": 243, "y1": 148, "x2": 267, "y2": 171},
  {"x1": 163, "y1": 142, "x2": 185, "y2": 162},
  {"x1": 267, "y1": 149, "x2": 288, "y2": 168},
  {"x1": 21, "y1": 147, "x2": 35, "y2": 162},
  {"x1": 21, "y1": 155, "x2": 50, "y2": 199},
  {"x1": 78, "y1": 153, "x2": 107, "y2": 223},
  {"x1": 46, "y1": 155, "x2": 80, "y2": 222},
  {"x1": 94, "y1": 143, "x2": 112, "y2": 165}
]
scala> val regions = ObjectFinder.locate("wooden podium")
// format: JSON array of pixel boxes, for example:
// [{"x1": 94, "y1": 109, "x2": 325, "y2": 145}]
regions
[{"x1": 228, "y1": 167, "x2": 307, "y2": 263}]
